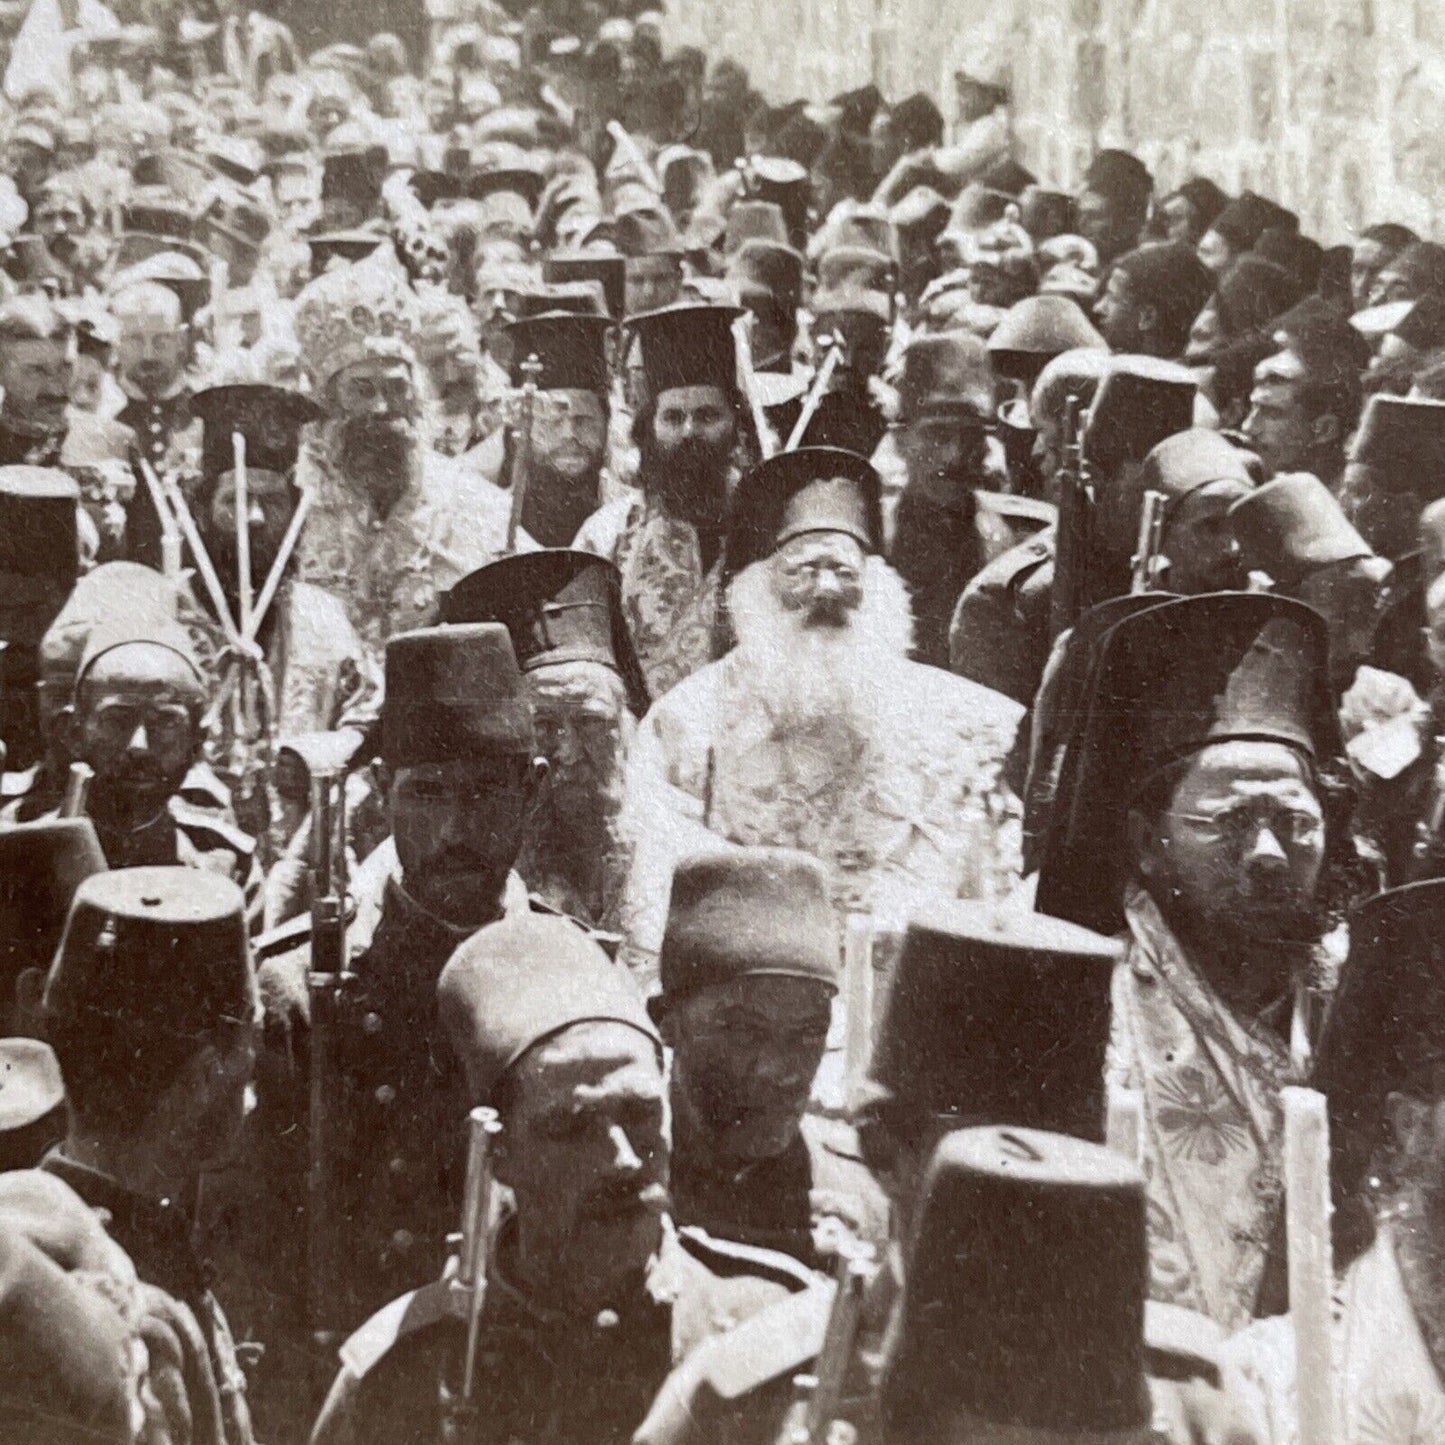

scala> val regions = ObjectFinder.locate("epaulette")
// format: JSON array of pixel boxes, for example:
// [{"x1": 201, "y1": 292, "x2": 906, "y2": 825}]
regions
[
  {"x1": 975, "y1": 490, "x2": 1057, "y2": 529},
  {"x1": 675, "y1": 1225, "x2": 818, "y2": 1294},
  {"x1": 170, "y1": 797, "x2": 257, "y2": 857},
  {"x1": 339, "y1": 1279, "x2": 459, "y2": 1380},
  {"x1": 252, "y1": 912, "x2": 312, "y2": 964}
]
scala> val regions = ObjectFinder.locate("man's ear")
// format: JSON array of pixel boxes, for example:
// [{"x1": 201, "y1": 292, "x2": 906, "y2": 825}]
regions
[
  {"x1": 1126, "y1": 806, "x2": 1165, "y2": 883},
  {"x1": 522, "y1": 756, "x2": 549, "y2": 811},
  {"x1": 1136, "y1": 304, "x2": 1159, "y2": 339},
  {"x1": 647, "y1": 994, "x2": 672, "y2": 1043},
  {"x1": 1311, "y1": 411, "x2": 1342, "y2": 448}
]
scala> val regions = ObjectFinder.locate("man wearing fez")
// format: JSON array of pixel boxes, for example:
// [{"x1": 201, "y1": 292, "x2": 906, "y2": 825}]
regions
[
  {"x1": 226, "y1": 624, "x2": 551, "y2": 1431},
  {"x1": 289, "y1": 249, "x2": 528, "y2": 688},
  {"x1": 1037, "y1": 593, "x2": 1343, "y2": 1330},
  {"x1": 441, "y1": 550, "x2": 649, "y2": 930},
  {"x1": 0, "y1": 467, "x2": 80, "y2": 772},
  {"x1": 312, "y1": 912, "x2": 818, "y2": 1445},
  {"x1": 1076, "y1": 149, "x2": 1154, "y2": 269},
  {"x1": 618, "y1": 448, "x2": 1023, "y2": 981},
  {"x1": 495, "y1": 310, "x2": 617, "y2": 548},
  {"x1": 39, "y1": 866, "x2": 262, "y2": 1445},
  {"x1": 47, "y1": 616, "x2": 258, "y2": 888},
  {"x1": 650, "y1": 848, "x2": 886, "y2": 1269},
  {"x1": 575, "y1": 304, "x2": 749, "y2": 697},
  {"x1": 949, "y1": 356, "x2": 1199, "y2": 704},
  {"x1": 1227, "y1": 879, "x2": 1445, "y2": 1438},
  {"x1": 0, "y1": 294, "x2": 75, "y2": 468}
]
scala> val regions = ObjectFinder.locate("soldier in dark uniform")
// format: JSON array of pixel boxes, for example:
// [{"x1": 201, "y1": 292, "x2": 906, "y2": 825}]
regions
[
  {"x1": 649, "y1": 847, "x2": 887, "y2": 1268},
  {"x1": 949, "y1": 357, "x2": 1198, "y2": 703},
  {"x1": 38, "y1": 865, "x2": 262, "y2": 1445},
  {"x1": 311, "y1": 911, "x2": 820, "y2": 1445},
  {"x1": 442, "y1": 549, "x2": 649, "y2": 931},
  {"x1": 0, "y1": 466, "x2": 80, "y2": 772},
  {"x1": 220, "y1": 623, "x2": 549, "y2": 1437},
  {"x1": 0, "y1": 295, "x2": 74, "y2": 468},
  {"x1": 112, "y1": 278, "x2": 200, "y2": 479}
]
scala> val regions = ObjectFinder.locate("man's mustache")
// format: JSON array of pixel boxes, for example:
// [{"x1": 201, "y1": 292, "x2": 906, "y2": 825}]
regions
[{"x1": 581, "y1": 1180, "x2": 670, "y2": 1221}]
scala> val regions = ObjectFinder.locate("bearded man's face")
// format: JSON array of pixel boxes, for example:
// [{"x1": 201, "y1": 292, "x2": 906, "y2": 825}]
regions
[
  {"x1": 640, "y1": 385, "x2": 737, "y2": 527},
  {"x1": 330, "y1": 357, "x2": 420, "y2": 484}
]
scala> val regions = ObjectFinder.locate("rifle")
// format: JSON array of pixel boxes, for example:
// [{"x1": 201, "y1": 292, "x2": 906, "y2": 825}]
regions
[
  {"x1": 1129, "y1": 488, "x2": 1167, "y2": 594},
  {"x1": 59, "y1": 762, "x2": 93, "y2": 819},
  {"x1": 307, "y1": 766, "x2": 354, "y2": 1369},
  {"x1": 1048, "y1": 395, "x2": 1092, "y2": 641},
  {"x1": 505, "y1": 355, "x2": 542, "y2": 554},
  {"x1": 789, "y1": 1247, "x2": 872, "y2": 1445}
]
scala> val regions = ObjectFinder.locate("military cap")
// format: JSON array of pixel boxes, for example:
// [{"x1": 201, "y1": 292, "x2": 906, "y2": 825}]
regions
[
  {"x1": 321, "y1": 146, "x2": 386, "y2": 210},
  {"x1": 862, "y1": 904, "x2": 1121, "y2": 1140},
  {"x1": 1313, "y1": 881, "x2": 1445, "y2": 1232},
  {"x1": 442, "y1": 550, "x2": 649, "y2": 716},
  {"x1": 745, "y1": 156, "x2": 811, "y2": 249},
  {"x1": 722, "y1": 200, "x2": 789, "y2": 257},
  {"x1": 382, "y1": 623, "x2": 534, "y2": 766},
  {"x1": 657, "y1": 848, "x2": 836, "y2": 1003},
  {"x1": 725, "y1": 239, "x2": 804, "y2": 317},
  {"x1": 0, "y1": 818, "x2": 106, "y2": 1007},
  {"x1": 815, "y1": 244, "x2": 895, "y2": 295},
  {"x1": 0, "y1": 468, "x2": 78, "y2": 581},
  {"x1": 986, "y1": 294, "x2": 1106, "y2": 384},
  {"x1": 543, "y1": 252, "x2": 626, "y2": 319},
  {"x1": 810, "y1": 202, "x2": 893, "y2": 260},
  {"x1": 896, "y1": 331, "x2": 993, "y2": 420},
  {"x1": 118, "y1": 190, "x2": 194, "y2": 247},
  {"x1": 616, "y1": 204, "x2": 682, "y2": 261},
  {"x1": 111, "y1": 250, "x2": 210, "y2": 322},
  {"x1": 1114, "y1": 241, "x2": 1216, "y2": 351},
  {"x1": 1350, "y1": 298, "x2": 1414, "y2": 342},
  {"x1": 497, "y1": 311, "x2": 612, "y2": 395},
  {"x1": 0, "y1": 1176, "x2": 140, "y2": 1442},
  {"x1": 43, "y1": 866, "x2": 253, "y2": 1037},
  {"x1": 308, "y1": 230, "x2": 387, "y2": 275},
  {"x1": 1392, "y1": 293, "x2": 1445, "y2": 354},
  {"x1": 1081, "y1": 148, "x2": 1153, "y2": 210},
  {"x1": 626, "y1": 304, "x2": 742, "y2": 402},
  {"x1": 1018, "y1": 186, "x2": 1075, "y2": 241},
  {"x1": 40, "y1": 561, "x2": 178, "y2": 691},
  {"x1": 1083, "y1": 356, "x2": 1197, "y2": 477},
  {"x1": 727, "y1": 446, "x2": 884, "y2": 575},
  {"x1": 437, "y1": 913, "x2": 658, "y2": 1104},
  {"x1": 881, "y1": 1128, "x2": 1148, "y2": 1442},
  {"x1": 191, "y1": 384, "x2": 321, "y2": 483},
  {"x1": 1037, "y1": 593, "x2": 1337, "y2": 933},
  {"x1": 1230, "y1": 473, "x2": 1372, "y2": 587},
  {"x1": 1207, "y1": 191, "x2": 1298, "y2": 253},
  {"x1": 75, "y1": 615, "x2": 200, "y2": 693},
  {"x1": 809, "y1": 282, "x2": 891, "y2": 326},
  {"x1": 1348, "y1": 394, "x2": 1445, "y2": 499}
]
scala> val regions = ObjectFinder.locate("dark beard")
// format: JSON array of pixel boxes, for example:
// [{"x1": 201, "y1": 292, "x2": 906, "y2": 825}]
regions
[
  {"x1": 637, "y1": 431, "x2": 733, "y2": 528},
  {"x1": 520, "y1": 458, "x2": 603, "y2": 547},
  {"x1": 338, "y1": 416, "x2": 415, "y2": 499}
]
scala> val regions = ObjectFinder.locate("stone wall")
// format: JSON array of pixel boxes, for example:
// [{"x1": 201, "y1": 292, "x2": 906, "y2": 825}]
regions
[{"x1": 666, "y1": 0, "x2": 1445, "y2": 241}]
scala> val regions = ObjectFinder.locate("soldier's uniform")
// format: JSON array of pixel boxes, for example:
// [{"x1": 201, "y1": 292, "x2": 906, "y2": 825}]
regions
[
  {"x1": 311, "y1": 911, "x2": 822, "y2": 1445},
  {"x1": 39, "y1": 866, "x2": 261, "y2": 1445}
]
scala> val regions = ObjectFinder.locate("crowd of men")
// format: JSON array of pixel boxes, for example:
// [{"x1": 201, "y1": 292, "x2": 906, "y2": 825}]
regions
[{"x1": 4, "y1": 0, "x2": 1445, "y2": 1441}]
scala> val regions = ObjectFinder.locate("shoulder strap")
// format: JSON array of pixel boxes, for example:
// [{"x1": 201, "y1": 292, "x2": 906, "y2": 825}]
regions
[{"x1": 675, "y1": 1225, "x2": 817, "y2": 1293}]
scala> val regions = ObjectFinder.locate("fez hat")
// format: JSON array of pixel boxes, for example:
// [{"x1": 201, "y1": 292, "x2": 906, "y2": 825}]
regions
[
  {"x1": 1172, "y1": 176, "x2": 1229, "y2": 230},
  {"x1": 658, "y1": 848, "x2": 837, "y2": 1003},
  {"x1": 881, "y1": 1128, "x2": 1149, "y2": 1445},
  {"x1": 896, "y1": 331, "x2": 993, "y2": 420},
  {"x1": 190, "y1": 385, "x2": 321, "y2": 482},
  {"x1": 726, "y1": 239, "x2": 804, "y2": 316},
  {"x1": 815, "y1": 244, "x2": 896, "y2": 295},
  {"x1": 320, "y1": 146, "x2": 386, "y2": 210},
  {"x1": 1018, "y1": 186, "x2": 1075, "y2": 242},
  {"x1": 408, "y1": 170, "x2": 461, "y2": 210},
  {"x1": 986, "y1": 294, "x2": 1106, "y2": 384},
  {"x1": 626, "y1": 304, "x2": 742, "y2": 403},
  {"x1": 0, "y1": 818, "x2": 106, "y2": 1005},
  {"x1": 1313, "y1": 880, "x2": 1445, "y2": 1256},
  {"x1": 119, "y1": 191, "x2": 194, "y2": 246},
  {"x1": 437, "y1": 914, "x2": 658, "y2": 1105},
  {"x1": 1214, "y1": 255, "x2": 1303, "y2": 339},
  {"x1": 442, "y1": 550, "x2": 649, "y2": 717},
  {"x1": 201, "y1": 187, "x2": 270, "y2": 252},
  {"x1": 1207, "y1": 191, "x2": 1298, "y2": 253},
  {"x1": 307, "y1": 230, "x2": 386, "y2": 275},
  {"x1": 1273, "y1": 295, "x2": 1372, "y2": 375},
  {"x1": 0, "y1": 468, "x2": 78, "y2": 583},
  {"x1": 513, "y1": 284, "x2": 607, "y2": 320},
  {"x1": 1348, "y1": 394, "x2": 1445, "y2": 500},
  {"x1": 1082, "y1": 149, "x2": 1152, "y2": 210},
  {"x1": 1230, "y1": 473, "x2": 1372, "y2": 588},
  {"x1": 1083, "y1": 356, "x2": 1197, "y2": 477},
  {"x1": 543, "y1": 253, "x2": 626, "y2": 319},
  {"x1": 862, "y1": 904, "x2": 1122, "y2": 1141},
  {"x1": 727, "y1": 446, "x2": 884, "y2": 576},
  {"x1": 381, "y1": 623, "x2": 534, "y2": 767},
  {"x1": 44, "y1": 867, "x2": 253, "y2": 1038},
  {"x1": 722, "y1": 200, "x2": 790, "y2": 257},
  {"x1": 745, "y1": 156, "x2": 811, "y2": 250},
  {"x1": 497, "y1": 311, "x2": 612, "y2": 395},
  {"x1": 1036, "y1": 593, "x2": 1338, "y2": 933}
]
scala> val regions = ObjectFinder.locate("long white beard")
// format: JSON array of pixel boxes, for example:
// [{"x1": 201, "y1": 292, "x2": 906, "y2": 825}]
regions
[{"x1": 726, "y1": 555, "x2": 915, "y2": 737}]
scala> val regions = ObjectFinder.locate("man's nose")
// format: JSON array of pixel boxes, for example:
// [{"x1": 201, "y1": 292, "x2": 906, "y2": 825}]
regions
[
  {"x1": 810, "y1": 570, "x2": 844, "y2": 602},
  {"x1": 126, "y1": 720, "x2": 149, "y2": 753},
  {"x1": 1243, "y1": 822, "x2": 1288, "y2": 869},
  {"x1": 551, "y1": 725, "x2": 582, "y2": 768},
  {"x1": 607, "y1": 1123, "x2": 643, "y2": 1173},
  {"x1": 247, "y1": 499, "x2": 266, "y2": 528}
]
